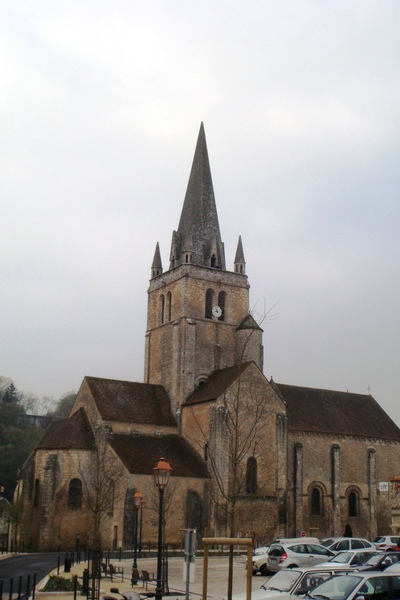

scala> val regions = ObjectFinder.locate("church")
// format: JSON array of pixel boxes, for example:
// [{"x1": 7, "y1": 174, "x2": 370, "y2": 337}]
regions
[{"x1": 15, "y1": 124, "x2": 400, "y2": 552}]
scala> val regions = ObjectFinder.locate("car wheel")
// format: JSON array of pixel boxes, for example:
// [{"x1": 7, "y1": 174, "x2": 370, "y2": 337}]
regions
[
  {"x1": 287, "y1": 564, "x2": 298, "y2": 569},
  {"x1": 260, "y1": 564, "x2": 268, "y2": 576}
]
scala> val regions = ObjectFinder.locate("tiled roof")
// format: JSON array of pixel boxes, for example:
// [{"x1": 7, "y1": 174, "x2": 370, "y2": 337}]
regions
[
  {"x1": 109, "y1": 434, "x2": 210, "y2": 478},
  {"x1": 274, "y1": 382, "x2": 400, "y2": 441},
  {"x1": 36, "y1": 408, "x2": 96, "y2": 450},
  {"x1": 183, "y1": 362, "x2": 252, "y2": 405},
  {"x1": 85, "y1": 377, "x2": 177, "y2": 426}
]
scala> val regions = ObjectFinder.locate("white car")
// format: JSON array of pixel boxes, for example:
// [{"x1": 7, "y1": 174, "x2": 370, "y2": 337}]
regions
[
  {"x1": 267, "y1": 541, "x2": 335, "y2": 573},
  {"x1": 315, "y1": 548, "x2": 379, "y2": 568},
  {"x1": 231, "y1": 565, "x2": 353, "y2": 600},
  {"x1": 320, "y1": 537, "x2": 373, "y2": 552},
  {"x1": 253, "y1": 538, "x2": 322, "y2": 575},
  {"x1": 373, "y1": 535, "x2": 399, "y2": 552},
  {"x1": 254, "y1": 546, "x2": 270, "y2": 556}
]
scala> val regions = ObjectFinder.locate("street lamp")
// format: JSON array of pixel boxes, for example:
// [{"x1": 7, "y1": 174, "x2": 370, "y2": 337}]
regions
[
  {"x1": 131, "y1": 490, "x2": 143, "y2": 586},
  {"x1": 153, "y1": 458, "x2": 172, "y2": 600},
  {"x1": 139, "y1": 496, "x2": 145, "y2": 558}
]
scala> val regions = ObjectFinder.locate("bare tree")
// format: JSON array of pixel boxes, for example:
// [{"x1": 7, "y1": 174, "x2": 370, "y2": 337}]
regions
[
  {"x1": 78, "y1": 433, "x2": 127, "y2": 547},
  {"x1": 188, "y1": 305, "x2": 280, "y2": 538}
]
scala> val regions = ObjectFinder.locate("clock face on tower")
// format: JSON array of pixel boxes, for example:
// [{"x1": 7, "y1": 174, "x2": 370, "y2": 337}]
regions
[{"x1": 212, "y1": 305, "x2": 222, "y2": 318}]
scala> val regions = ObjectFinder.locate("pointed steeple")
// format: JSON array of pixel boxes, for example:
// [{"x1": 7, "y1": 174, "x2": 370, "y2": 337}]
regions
[
  {"x1": 151, "y1": 242, "x2": 163, "y2": 278},
  {"x1": 234, "y1": 235, "x2": 246, "y2": 274},
  {"x1": 171, "y1": 123, "x2": 226, "y2": 270}
]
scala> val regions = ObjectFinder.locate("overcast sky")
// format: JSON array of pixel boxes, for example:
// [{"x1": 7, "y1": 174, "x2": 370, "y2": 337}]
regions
[{"x1": 1, "y1": 1, "x2": 399, "y2": 424}]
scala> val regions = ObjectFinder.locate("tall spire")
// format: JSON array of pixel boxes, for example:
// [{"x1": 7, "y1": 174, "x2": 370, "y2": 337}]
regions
[
  {"x1": 170, "y1": 123, "x2": 226, "y2": 270},
  {"x1": 151, "y1": 242, "x2": 163, "y2": 278},
  {"x1": 234, "y1": 235, "x2": 246, "y2": 274}
]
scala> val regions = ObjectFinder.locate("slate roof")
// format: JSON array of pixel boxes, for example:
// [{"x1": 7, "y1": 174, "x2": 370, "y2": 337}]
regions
[
  {"x1": 36, "y1": 407, "x2": 96, "y2": 450},
  {"x1": 183, "y1": 362, "x2": 252, "y2": 405},
  {"x1": 85, "y1": 377, "x2": 177, "y2": 426},
  {"x1": 274, "y1": 382, "x2": 400, "y2": 441},
  {"x1": 108, "y1": 434, "x2": 210, "y2": 478},
  {"x1": 173, "y1": 122, "x2": 226, "y2": 269},
  {"x1": 234, "y1": 235, "x2": 245, "y2": 264},
  {"x1": 236, "y1": 313, "x2": 263, "y2": 331}
]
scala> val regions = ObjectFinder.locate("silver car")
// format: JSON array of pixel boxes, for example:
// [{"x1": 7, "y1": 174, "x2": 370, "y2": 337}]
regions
[
  {"x1": 267, "y1": 542, "x2": 335, "y2": 572},
  {"x1": 308, "y1": 571, "x2": 400, "y2": 600},
  {"x1": 231, "y1": 565, "x2": 353, "y2": 600}
]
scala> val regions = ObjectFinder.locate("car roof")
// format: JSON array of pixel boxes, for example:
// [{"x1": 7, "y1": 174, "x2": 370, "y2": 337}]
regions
[
  {"x1": 276, "y1": 565, "x2": 355, "y2": 574},
  {"x1": 335, "y1": 548, "x2": 378, "y2": 554},
  {"x1": 321, "y1": 537, "x2": 370, "y2": 542}
]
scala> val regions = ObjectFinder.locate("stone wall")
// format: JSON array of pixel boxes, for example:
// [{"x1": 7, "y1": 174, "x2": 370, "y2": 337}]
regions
[{"x1": 287, "y1": 431, "x2": 400, "y2": 539}]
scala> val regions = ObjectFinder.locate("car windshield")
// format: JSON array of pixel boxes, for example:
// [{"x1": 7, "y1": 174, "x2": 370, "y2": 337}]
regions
[
  {"x1": 330, "y1": 552, "x2": 352, "y2": 564},
  {"x1": 363, "y1": 555, "x2": 383, "y2": 566},
  {"x1": 310, "y1": 575, "x2": 363, "y2": 600},
  {"x1": 262, "y1": 569, "x2": 301, "y2": 592},
  {"x1": 321, "y1": 539, "x2": 334, "y2": 547},
  {"x1": 373, "y1": 537, "x2": 385, "y2": 543}
]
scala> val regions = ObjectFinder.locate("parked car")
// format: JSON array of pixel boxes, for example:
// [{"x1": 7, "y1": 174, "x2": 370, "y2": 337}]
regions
[
  {"x1": 252, "y1": 538, "x2": 319, "y2": 575},
  {"x1": 316, "y1": 548, "x2": 380, "y2": 568},
  {"x1": 320, "y1": 537, "x2": 373, "y2": 552},
  {"x1": 266, "y1": 541, "x2": 335, "y2": 573},
  {"x1": 357, "y1": 552, "x2": 400, "y2": 572},
  {"x1": 307, "y1": 571, "x2": 400, "y2": 600},
  {"x1": 373, "y1": 536, "x2": 400, "y2": 552},
  {"x1": 231, "y1": 565, "x2": 354, "y2": 600},
  {"x1": 254, "y1": 546, "x2": 270, "y2": 556}
]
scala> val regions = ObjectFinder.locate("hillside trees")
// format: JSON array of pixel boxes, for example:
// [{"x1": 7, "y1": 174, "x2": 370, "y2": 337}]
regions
[
  {"x1": 0, "y1": 376, "x2": 77, "y2": 500},
  {"x1": 0, "y1": 393, "x2": 44, "y2": 500}
]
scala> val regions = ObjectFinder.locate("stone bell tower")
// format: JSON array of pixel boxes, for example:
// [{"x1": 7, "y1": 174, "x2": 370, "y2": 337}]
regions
[{"x1": 144, "y1": 123, "x2": 263, "y2": 414}]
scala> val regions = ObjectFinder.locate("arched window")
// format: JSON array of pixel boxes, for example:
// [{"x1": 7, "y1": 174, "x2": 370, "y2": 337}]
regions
[
  {"x1": 246, "y1": 456, "x2": 257, "y2": 494},
  {"x1": 311, "y1": 488, "x2": 321, "y2": 515},
  {"x1": 348, "y1": 491, "x2": 358, "y2": 517},
  {"x1": 205, "y1": 289, "x2": 214, "y2": 319},
  {"x1": 159, "y1": 294, "x2": 165, "y2": 324},
  {"x1": 33, "y1": 479, "x2": 40, "y2": 507},
  {"x1": 211, "y1": 254, "x2": 216, "y2": 268},
  {"x1": 68, "y1": 478, "x2": 82, "y2": 509},
  {"x1": 218, "y1": 291, "x2": 226, "y2": 321},
  {"x1": 167, "y1": 291, "x2": 172, "y2": 321}
]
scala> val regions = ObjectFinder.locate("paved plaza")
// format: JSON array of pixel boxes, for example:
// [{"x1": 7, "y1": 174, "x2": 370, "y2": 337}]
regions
[{"x1": 35, "y1": 554, "x2": 265, "y2": 600}]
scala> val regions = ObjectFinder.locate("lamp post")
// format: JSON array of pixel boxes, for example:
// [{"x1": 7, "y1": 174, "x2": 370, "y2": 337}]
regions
[
  {"x1": 139, "y1": 496, "x2": 145, "y2": 558},
  {"x1": 153, "y1": 458, "x2": 172, "y2": 600},
  {"x1": 131, "y1": 490, "x2": 143, "y2": 586}
]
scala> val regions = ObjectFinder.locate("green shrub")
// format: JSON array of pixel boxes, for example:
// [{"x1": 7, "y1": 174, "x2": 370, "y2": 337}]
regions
[{"x1": 43, "y1": 575, "x2": 81, "y2": 591}]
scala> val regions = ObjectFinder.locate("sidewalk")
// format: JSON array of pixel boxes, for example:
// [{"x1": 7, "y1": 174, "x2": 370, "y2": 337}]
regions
[{"x1": 36, "y1": 555, "x2": 265, "y2": 600}]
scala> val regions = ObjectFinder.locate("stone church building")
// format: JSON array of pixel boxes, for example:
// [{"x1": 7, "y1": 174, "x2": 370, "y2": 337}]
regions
[{"x1": 15, "y1": 124, "x2": 400, "y2": 551}]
